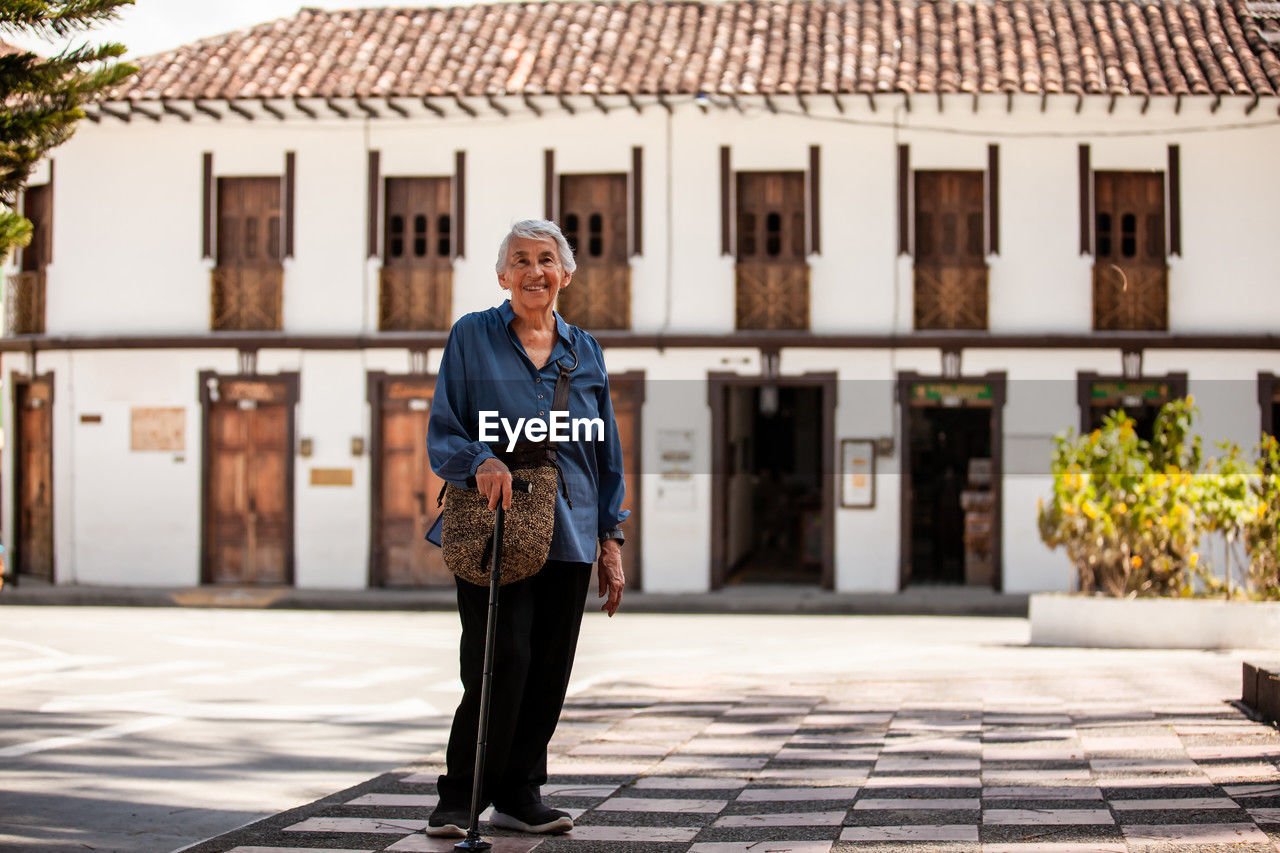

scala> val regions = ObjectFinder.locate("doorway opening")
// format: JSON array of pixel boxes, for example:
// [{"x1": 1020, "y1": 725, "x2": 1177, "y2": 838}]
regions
[
  {"x1": 899, "y1": 374, "x2": 1005, "y2": 590},
  {"x1": 1078, "y1": 373, "x2": 1187, "y2": 440},
  {"x1": 712, "y1": 376, "x2": 834, "y2": 588}
]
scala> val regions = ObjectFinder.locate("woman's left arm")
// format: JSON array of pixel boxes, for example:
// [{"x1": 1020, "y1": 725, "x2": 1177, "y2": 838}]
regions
[{"x1": 594, "y1": 368, "x2": 629, "y2": 616}]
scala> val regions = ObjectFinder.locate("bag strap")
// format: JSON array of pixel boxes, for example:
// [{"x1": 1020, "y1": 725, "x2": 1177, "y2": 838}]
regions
[{"x1": 551, "y1": 348, "x2": 576, "y2": 413}]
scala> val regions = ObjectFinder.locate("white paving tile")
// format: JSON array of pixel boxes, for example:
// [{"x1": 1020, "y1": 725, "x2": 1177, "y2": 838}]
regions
[
  {"x1": 688, "y1": 843, "x2": 832, "y2": 853},
  {"x1": 854, "y1": 797, "x2": 980, "y2": 810},
  {"x1": 596, "y1": 796, "x2": 726, "y2": 813},
  {"x1": 228, "y1": 848, "x2": 374, "y2": 853},
  {"x1": 983, "y1": 786, "x2": 1103, "y2": 800},
  {"x1": 345, "y1": 793, "x2": 437, "y2": 806},
  {"x1": 1080, "y1": 734, "x2": 1184, "y2": 752},
  {"x1": 542, "y1": 783, "x2": 620, "y2": 798},
  {"x1": 776, "y1": 747, "x2": 878, "y2": 762},
  {"x1": 982, "y1": 769, "x2": 1092, "y2": 783},
  {"x1": 386, "y1": 835, "x2": 540, "y2": 852},
  {"x1": 568, "y1": 741, "x2": 671, "y2": 756},
  {"x1": 1249, "y1": 807, "x2": 1280, "y2": 824},
  {"x1": 562, "y1": 825, "x2": 699, "y2": 841},
  {"x1": 864, "y1": 775, "x2": 980, "y2": 789},
  {"x1": 715, "y1": 811, "x2": 846, "y2": 827},
  {"x1": 1122, "y1": 823, "x2": 1271, "y2": 844},
  {"x1": 1090, "y1": 757, "x2": 1199, "y2": 772},
  {"x1": 1224, "y1": 783, "x2": 1280, "y2": 797},
  {"x1": 1109, "y1": 796, "x2": 1240, "y2": 810},
  {"x1": 983, "y1": 809, "x2": 1114, "y2": 825},
  {"x1": 1186, "y1": 744, "x2": 1280, "y2": 760},
  {"x1": 838, "y1": 825, "x2": 978, "y2": 842},
  {"x1": 982, "y1": 844, "x2": 1125, "y2": 853},
  {"x1": 737, "y1": 787, "x2": 859, "y2": 802},
  {"x1": 633, "y1": 776, "x2": 749, "y2": 790},
  {"x1": 285, "y1": 817, "x2": 427, "y2": 833},
  {"x1": 874, "y1": 757, "x2": 981, "y2": 772}
]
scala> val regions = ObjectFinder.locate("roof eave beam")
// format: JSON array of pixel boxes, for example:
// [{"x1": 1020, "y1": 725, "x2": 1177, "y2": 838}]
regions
[{"x1": 226, "y1": 100, "x2": 255, "y2": 120}]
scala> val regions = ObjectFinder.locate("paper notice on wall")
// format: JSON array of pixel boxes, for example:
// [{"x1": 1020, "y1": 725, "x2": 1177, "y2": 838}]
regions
[{"x1": 131, "y1": 407, "x2": 185, "y2": 452}]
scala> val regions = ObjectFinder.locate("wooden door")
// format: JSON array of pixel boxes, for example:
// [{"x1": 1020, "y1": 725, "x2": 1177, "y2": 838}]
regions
[
  {"x1": 609, "y1": 374, "x2": 643, "y2": 588},
  {"x1": 558, "y1": 174, "x2": 630, "y2": 330},
  {"x1": 1093, "y1": 171, "x2": 1167, "y2": 330},
  {"x1": 736, "y1": 172, "x2": 808, "y2": 330},
  {"x1": 15, "y1": 378, "x2": 53, "y2": 581},
  {"x1": 213, "y1": 177, "x2": 283, "y2": 330},
  {"x1": 206, "y1": 385, "x2": 292, "y2": 585},
  {"x1": 374, "y1": 378, "x2": 449, "y2": 587},
  {"x1": 380, "y1": 177, "x2": 453, "y2": 331},
  {"x1": 914, "y1": 170, "x2": 988, "y2": 330}
]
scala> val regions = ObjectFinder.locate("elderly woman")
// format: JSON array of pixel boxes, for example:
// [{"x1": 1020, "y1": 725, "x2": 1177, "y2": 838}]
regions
[{"x1": 425, "y1": 219, "x2": 628, "y2": 837}]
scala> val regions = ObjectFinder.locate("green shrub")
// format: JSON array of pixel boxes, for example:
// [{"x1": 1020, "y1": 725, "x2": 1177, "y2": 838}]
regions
[{"x1": 1039, "y1": 397, "x2": 1280, "y2": 599}]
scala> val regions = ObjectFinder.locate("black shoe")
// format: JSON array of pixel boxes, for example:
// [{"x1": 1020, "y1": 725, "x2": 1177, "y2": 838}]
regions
[
  {"x1": 491, "y1": 802, "x2": 573, "y2": 834},
  {"x1": 425, "y1": 804, "x2": 469, "y2": 838}
]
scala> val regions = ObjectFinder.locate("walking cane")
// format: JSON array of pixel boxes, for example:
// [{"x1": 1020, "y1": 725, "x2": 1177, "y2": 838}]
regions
[{"x1": 455, "y1": 478, "x2": 532, "y2": 852}]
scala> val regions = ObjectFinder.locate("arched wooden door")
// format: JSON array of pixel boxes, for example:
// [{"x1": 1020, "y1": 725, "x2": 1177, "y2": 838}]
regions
[{"x1": 369, "y1": 374, "x2": 449, "y2": 587}]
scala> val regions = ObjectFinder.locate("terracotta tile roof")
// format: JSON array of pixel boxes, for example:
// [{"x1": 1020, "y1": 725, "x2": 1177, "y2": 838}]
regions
[{"x1": 111, "y1": 0, "x2": 1280, "y2": 102}]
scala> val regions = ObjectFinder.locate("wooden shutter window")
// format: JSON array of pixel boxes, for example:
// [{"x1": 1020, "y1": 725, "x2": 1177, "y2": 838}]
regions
[
  {"x1": 913, "y1": 170, "x2": 988, "y2": 330},
  {"x1": 212, "y1": 176, "x2": 284, "y2": 331},
  {"x1": 380, "y1": 177, "x2": 453, "y2": 331},
  {"x1": 557, "y1": 173, "x2": 630, "y2": 329},
  {"x1": 735, "y1": 171, "x2": 808, "y2": 330},
  {"x1": 1092, "y1": 171, "x2": 1167, "y2": 330}
]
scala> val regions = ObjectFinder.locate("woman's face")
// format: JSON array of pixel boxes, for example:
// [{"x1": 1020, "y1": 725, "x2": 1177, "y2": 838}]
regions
[{"x1": 498, "y1": 235, "x2": 571, "y2": 316}]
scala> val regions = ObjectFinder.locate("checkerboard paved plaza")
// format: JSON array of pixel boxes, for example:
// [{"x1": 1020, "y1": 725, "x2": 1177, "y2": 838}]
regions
[{"x1": 188, "y1": 655, "x2": 1280, "y2": 853}]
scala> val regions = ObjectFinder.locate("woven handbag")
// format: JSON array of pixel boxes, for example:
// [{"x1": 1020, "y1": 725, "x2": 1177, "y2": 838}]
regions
[{"x1": 430, "y1": 350, "x2": 577, "y2": 586}]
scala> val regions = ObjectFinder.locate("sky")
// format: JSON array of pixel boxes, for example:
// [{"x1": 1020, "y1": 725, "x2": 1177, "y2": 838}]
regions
[{"x1": 9, "y1": 0, "x2": 470, "y2": 59}]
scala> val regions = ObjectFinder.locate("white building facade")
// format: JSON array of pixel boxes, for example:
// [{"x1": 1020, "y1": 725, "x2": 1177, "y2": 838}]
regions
[{"x1": 4, "y1": 1, "x2": 1280, "y2": 594}]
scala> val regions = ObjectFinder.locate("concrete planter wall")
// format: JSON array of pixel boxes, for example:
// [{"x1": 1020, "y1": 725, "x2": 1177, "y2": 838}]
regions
[{"x1": 1030, "y1": 593, "x2": 1280, "y2": 649}]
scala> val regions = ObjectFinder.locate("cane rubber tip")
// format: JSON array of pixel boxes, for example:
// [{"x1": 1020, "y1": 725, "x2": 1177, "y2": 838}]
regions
[{"x1": 454, "y1": 840, "x2": 492, "y2": 851}]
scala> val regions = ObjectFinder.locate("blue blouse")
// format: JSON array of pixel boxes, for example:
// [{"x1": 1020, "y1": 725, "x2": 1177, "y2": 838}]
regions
[{"x1": 427, "y1": 300, "x2": 629, "y2": 563}]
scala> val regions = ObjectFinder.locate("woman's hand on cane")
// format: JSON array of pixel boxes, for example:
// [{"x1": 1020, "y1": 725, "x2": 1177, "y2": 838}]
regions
[
  {"x1": 598, "y1": 541, "x2": 624, "y2": 616},
  {"x1": 475, "y1": 457, "x2": 513, "y2": 511}
]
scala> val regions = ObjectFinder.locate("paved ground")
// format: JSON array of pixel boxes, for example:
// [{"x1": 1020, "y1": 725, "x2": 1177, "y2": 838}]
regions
[
  {"x1": 181, "y1": 668, "x2": 1280, "y2": 853},
  {"x1": 1, "y1": 605, "x2": 1278, "y2": 853}
]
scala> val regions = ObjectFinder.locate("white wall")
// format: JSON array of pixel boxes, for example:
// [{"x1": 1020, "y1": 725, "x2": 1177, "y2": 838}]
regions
[{"x1": 15, "y1": 92, "x2": 1280, "y2": 593}]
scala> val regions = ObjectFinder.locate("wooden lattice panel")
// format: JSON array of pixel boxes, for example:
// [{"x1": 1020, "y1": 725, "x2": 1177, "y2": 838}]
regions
[
  {"x1": 6, "y1": 271, "x2": 45, "y2": 335},
  {"x1": 378, "y1": 267, "x2": 452, "y2": 331},
  {"x1": 1093, "y1": 263, "x2": 1169, "y2": 331},
  {"x1": 735, "y1": 262, "x2": 809, "y2": 330},
  {"x1": 914, "y1": 265, "x2": 989, "y2": 330},
  {"x1": 211, "y1": 267, "x2": 283, "y2": 331},
  {"x1": 557, "y1": 265, "x2": 629, "y2": 330}
]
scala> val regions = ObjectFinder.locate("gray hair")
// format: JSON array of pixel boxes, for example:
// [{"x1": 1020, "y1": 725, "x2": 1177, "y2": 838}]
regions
[{"x1": 495, "y1": 219, "x2": 577, "y2": 275}]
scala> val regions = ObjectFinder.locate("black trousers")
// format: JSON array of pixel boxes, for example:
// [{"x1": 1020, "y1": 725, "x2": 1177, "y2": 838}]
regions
[{"x1": 436, "y1": 559, "x2": 592, "y2": 812}]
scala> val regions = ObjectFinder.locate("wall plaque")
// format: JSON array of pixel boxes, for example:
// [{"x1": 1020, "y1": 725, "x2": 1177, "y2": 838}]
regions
[
  {"x1": 310, "y1": 468, "x2": 354, "y2": 487},
  {"x1": 131, "y1": 407, "x2": 185, "y2": 451},
  {"x1": 840, "y1": 438, "x2": 876, "y2": 508}
]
